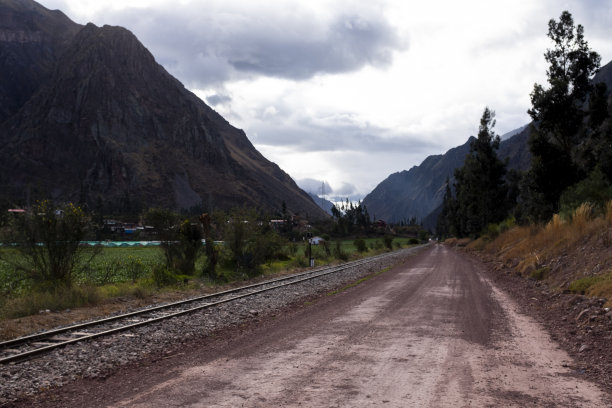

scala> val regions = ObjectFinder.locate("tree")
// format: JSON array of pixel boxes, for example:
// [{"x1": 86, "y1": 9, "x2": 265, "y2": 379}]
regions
[
  {"x1": 453, "y1": 108, "x2": 508, "y2": 237},
  {"x1": 559, "y1": 167, "x2": 612, "y2": 217},
  {"x1": 330, "y1": 200, "x2": 371, "y2": 236},
  {"x1": 1, "y1": 201, "x2": 98, "y2": 289},
  {"x1": 200, "y1": 213, "x2": 220, "y2": 280},
  {"x1": 143, "y1": 208, "x2": 203, "y2": 276},
  {"x1": 173, "y1": 219, "x2": 203, "y2": 275},
  {"x1": 581, "y1": 82, "x2": 612, "y2": 181},
  {"x1": 436, "y1": 177, "x2": 457, "y2": 239},
  {"x1": 222, "y1": 207, "x2": 284, "y2": 277},
  {"x1": 524, "y1": 10, "x2": 601, "y2": 221}
]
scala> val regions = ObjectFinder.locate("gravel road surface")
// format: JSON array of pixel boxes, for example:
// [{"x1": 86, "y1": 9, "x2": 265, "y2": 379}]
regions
[{"x1": 7, "y1": 245, "x2": 611, "y2": 407}]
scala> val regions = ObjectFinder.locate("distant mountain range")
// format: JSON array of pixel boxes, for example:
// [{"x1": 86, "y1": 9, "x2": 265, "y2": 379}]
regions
[
  {"x1": 362, "y1": 127, "x2": 531, "y2": 225},
  {"x1": 307, "y1": 192, "x2": 335, "y2": 215},
  {"x1": 363, "y1": 59, "x2": 611, "y2": 228},
  {"x1": 0, "y1": 0, "x2": 327, "y2": 219}
]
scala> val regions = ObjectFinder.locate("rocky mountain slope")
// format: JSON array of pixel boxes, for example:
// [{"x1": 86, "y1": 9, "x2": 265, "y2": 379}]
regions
[
  {"x1": 307, "y1": 192, "x2": 335, "y2": 216},
  {"x1": 0, "y1": 0, "x2": 327, "y2": 219},
  {"x1": 363, "y1": 127, "x2": 531, "y2": 224}
]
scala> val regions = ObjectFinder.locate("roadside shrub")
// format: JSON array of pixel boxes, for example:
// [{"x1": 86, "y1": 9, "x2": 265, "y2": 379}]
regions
[
  {"x1": 568, "y1": 276, "x2": 601, "y2": 294},
  {"x1": 560, "y1": 168, "x2": 612, "y2": 218},
  {"x1": 408, "y1": 238, "x2": 419, "y2": 245},
  {"x1": 252, "y1": 230, "x2": 285, "y2": 266},
  {"x1": 480, "y1": 218, "x2": 515, "y2": 242},
  {"x1": 484, "y1": 223, "x2": 500, "y2": 239},
  {"x1": 333, "y1": 241, "x2": 349, "y2": 261},
  {"x1": 152, "y1": 265, "x2": 180, "y2": 287},
  {"x1": 353, "y1": 238, "x2": 367, "y2": 253},
  {"x1": 287, "y1": 242, "x2": 298, "y2": 256},
  {"x1": 530, "y1": 267, "x2": 549, "y2": 281},
  {"x1": 199, "y1": 213, "x2": 219, "y2": 280},
  {"x1": 498, "y1": 217, "x2": 516, "y2": 234},
  {"x1": 292, "y1": 254, "x2": 309, "y2": 268},
  {"x1": 322, "y1": 241, "x2": 331, "y2": 257},
  {"x1": 587, "y1": 271, "x2": 612, "y2": 301},
  {"x1": 0, "y1": 201, "x2": 99, "y2": 290},
  {"x1": 383, "y1": 235, "x2": 394, "y2": 250},
  {"x1": 144, "y1": 209, "x2": 203, "y2": 276},
  {"x1": 220, "y1": 207, "x2": 286, "y2": 277}
]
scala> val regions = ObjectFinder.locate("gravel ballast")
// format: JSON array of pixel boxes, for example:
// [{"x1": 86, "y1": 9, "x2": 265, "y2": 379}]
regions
[{"x1": 0, "y1": 247, "x2": 423, "y2": 405}]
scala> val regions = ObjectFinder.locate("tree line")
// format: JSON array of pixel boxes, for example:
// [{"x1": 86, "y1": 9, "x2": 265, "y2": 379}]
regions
[
  {"x1": 0, "y1": 204, "x2": 294, "y2": 290},
  {"x1": 437, "y1": 11, "x2": 612, "y2": 239},
  {"x1": 0, "y1": 199, "x2": 422, "y2": 293}
]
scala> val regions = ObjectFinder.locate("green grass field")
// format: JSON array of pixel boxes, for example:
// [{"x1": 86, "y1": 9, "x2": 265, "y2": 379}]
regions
[{"x1": 0, "y1": 236, "x2": 420, "y2": 319}]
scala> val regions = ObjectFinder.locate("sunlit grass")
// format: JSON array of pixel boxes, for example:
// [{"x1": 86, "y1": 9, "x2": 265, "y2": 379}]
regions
[
  {"x1": 481, "y1": 200, "x2": 612, "y2": 305},
  {"x1": 485, "y1": 203, "x2": 608, "y2": 273}
]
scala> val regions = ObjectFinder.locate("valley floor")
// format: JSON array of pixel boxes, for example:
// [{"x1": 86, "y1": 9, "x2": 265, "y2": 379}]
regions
[{"x1": 9, "y1": 245, "x2": 610, "y2": 407}]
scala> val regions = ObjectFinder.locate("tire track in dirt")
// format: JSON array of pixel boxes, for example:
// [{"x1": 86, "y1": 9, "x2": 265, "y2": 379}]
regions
[{"x1": 13, "y1": 245, "x2": 610, "y2": 407}]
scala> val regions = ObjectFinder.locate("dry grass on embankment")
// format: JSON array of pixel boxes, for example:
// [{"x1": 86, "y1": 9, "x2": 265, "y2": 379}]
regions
[{"x1": 464, "y1": 202, "x2": 612, "y2": 306}]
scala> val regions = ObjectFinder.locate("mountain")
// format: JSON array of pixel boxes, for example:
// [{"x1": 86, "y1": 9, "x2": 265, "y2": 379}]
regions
[
  {"x1": 363, "y1": 58, "x2": 612, "y2": 226},
  {"x1": 0, "y1": 0, "x2": 80, "y2": 122},
  {"x1": 307, "y1": 192, "x2": 335, "y2": 216},
  {"x1": 362, "y1": 126, "x2": 532, "y2": 224},
  {"x1": 500, "y1": 125, "x2": 527, "y2": 141},
  {"x1": 594, "y1": 59, "x2": 612, "y2": 93},
  {"x1": 0, "y1": 0, "x2": 327, "y2": 219}
]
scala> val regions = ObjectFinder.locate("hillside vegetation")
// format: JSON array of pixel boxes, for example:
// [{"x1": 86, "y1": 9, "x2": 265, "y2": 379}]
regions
[
  {"x1": 437, "y1": 11, "x2": 611, "y2": 241},
  {"x1": 465, "y1": 202, "x2": 612, "y2": 307}
]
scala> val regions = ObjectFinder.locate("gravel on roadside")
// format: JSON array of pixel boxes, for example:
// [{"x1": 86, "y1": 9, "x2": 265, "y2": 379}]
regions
[
  {"x1": 0, "y1": 247, "x2": 422, "y2": 406},
  {"x1": 474, "y1": 252, "x2": 612, "y2": 391}
]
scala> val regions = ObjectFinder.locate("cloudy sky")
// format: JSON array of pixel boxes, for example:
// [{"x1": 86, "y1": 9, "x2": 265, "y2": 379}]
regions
[{"x1": 38, "y1": 0, "x2": 612, "y2": 201}]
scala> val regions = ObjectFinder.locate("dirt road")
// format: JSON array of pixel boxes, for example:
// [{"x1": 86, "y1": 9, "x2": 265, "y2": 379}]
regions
[{"x1": 22, "y1": 245, "x2": 611, "y2": 407}]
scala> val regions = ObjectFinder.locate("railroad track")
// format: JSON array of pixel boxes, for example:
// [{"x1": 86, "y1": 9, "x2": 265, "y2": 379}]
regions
[{"x1": 0, "y1": 250, "x2": 411, "y2": 364}]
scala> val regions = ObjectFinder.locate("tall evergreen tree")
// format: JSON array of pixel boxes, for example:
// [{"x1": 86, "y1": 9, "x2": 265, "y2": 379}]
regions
[
  {"x1": 581, "y1": 82, "x2": 612, "y2": 180},
  {"x1": 453, "y1": 108, "x2": 507, "y2": 237},
  {"x1": 524, "y1": 11, "x2": 601, "y2": 221},
  {"x1": 436, "y1": 177, "x2": 457, "y2": 239}
]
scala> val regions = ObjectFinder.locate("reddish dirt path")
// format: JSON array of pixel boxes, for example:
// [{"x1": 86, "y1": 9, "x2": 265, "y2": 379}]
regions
[{"x1": 17, "y1": 245, "x2": 611, "y2": 407}]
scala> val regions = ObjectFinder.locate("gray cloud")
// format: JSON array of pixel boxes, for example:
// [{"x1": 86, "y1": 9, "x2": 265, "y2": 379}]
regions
[
  {"x1": 94, "y1": 3, "x2": 405, "y2": 87},
  {"x1": 296, "y1": 178, "x2": 333, "y2": 195},
  {"x1": 296, "y1": 178, "x2": 361, "y2": 203},
  {"x1": 250, "y1": 112, "x2": 441, "y2": 155},
  {"x1": 297, "y1": 178, "x2": 360, "y2": 202},
  {"x1": 206, "y1": 93, "x2": 232, "y2": 106},
  {"x1": 333, "y1": 182, "x2": 357, "y2": 196},
  {"x1": 227, "y1": 14, "x2": 403, "y2": 79}
]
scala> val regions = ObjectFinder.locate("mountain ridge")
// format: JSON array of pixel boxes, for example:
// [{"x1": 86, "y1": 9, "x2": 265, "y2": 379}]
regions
[
  {"x1": 362, "y1": 126, "x2": 532, "y2": 224},
  {"x1": 0, "y1": 0, "x2": 327, "y2": 219},
  {"x1": 363, "y1": 59, "x2": 612, "y2": 226}
]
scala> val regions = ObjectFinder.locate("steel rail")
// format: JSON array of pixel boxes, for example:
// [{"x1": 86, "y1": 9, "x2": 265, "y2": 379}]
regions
[
  {"x1": 0, "y1": 248, "x2": 417, "y2": 364},
  {"x1": 0, "y1": 253, "x2": 384, "y2": 348}
]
